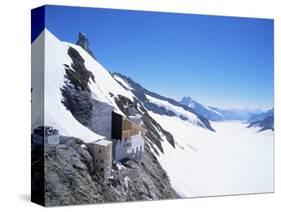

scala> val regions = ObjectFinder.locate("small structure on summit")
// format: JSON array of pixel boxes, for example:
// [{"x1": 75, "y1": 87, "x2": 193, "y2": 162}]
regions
[
  {"x1": 87, "y1": 139, "x2": 112, "y2": 178},
  {"x1": 32, "y1": 126, "x2": 60, "y2": 145},
  {"x1": 76, "y1": 32, "x2": 96, "y2": 59}
]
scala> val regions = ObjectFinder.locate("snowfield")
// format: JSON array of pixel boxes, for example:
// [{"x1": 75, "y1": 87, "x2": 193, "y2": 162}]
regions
[{"x1": 150, "y1": 112, "x2": 274, "y2": 197}]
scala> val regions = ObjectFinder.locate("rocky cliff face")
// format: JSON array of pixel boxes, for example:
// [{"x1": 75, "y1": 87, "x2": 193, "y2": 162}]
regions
[
  {"x1": 43, "y1": 137, "x2": 178, "y2": 206},
  {"x1": 61, "y1": 46, "x2": 96, "y2": 128}
]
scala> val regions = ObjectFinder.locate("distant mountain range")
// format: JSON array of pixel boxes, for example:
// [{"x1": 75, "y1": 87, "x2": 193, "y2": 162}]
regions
[
  {"x1": 248, "y1": 108, "x2": 274, "y2": 122},
  {"x1": 247, "y1": 109, "x2": 274, "y2": 131},
  {"x1": 179, "y1": 96, "x2": 223, "y2": 121},
  {"x1": 179, "y1": 96, "x2": 273, "y2": 125}
]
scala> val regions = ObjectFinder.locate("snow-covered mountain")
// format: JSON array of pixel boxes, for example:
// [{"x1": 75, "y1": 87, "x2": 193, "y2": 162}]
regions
[
  {"x1": 32, "y1": 28, "x2": 214, "y2": 153},
  {"x1": 209, "y1": 106, "x2": 265, "y2": 121},
  {"x1": 112, "y1": 73, "x2": 215, "y2": 132},
  {"x1": 248, "y1": 108, "x2": 273, "y2": 122},
  {"x1": 179, "y1": 96, "x2": 269, "y2": 122},
  {"x1": 32, "y1": 29, "x2": 181, "y2": 204},
  {"x1": 32, "y1": 29, "x2": 101, "y2": 143},
  {"x1": 179, "y1": 96, "x2": 223, "y2": 121},
  {"x1": 247, "y1": 108, "x2": 274, "y2": 131},
  {"x1": 248, "y1": 114, "x2": 274, "y2": 132},
  {"x1": 32, "y1": 29, "x2": 273, "y2": 201}
]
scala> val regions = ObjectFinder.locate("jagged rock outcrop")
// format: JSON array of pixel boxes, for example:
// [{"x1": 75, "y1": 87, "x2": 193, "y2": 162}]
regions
[
  {"x1": 76, "y1": 32, "x2": 96, "y2": 59},
  {"x1": 61, "y1": 47, "x2": 95, "y2": 127},
  {"x1": 42, "y1": 137, "x2": 178, "y2": 206}
]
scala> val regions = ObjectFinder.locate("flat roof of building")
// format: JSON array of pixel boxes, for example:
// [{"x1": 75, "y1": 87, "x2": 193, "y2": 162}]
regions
[{"x1": 94, "y1": 139, "x2": 112, "y2": 146}]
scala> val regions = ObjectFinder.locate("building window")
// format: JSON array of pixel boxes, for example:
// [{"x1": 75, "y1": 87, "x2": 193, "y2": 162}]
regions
[
  {"x1": 101, "y1": 160, "x2": 104, "y2": 163},
  {"x1": 98, "y1": 149, "x2": 102, "y2": 153},
  {"x1": 101, "y1": 168, "x2": 104, "y2": 172}
]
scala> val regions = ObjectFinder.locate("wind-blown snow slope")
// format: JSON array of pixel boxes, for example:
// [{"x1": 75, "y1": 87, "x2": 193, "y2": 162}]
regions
[
  {"x1": 112, "y1": 73, "x2": 212, "y2": 130},
  {"x1": 146, "y1": 95, "x2": 204, "y2": 126},
  {"x1": 32, "y1": 29, "x2": 136, "y2": 142},
  {"x1": 31, "y1": 29, "x2": 101, "y2": 142},
  {"x1": 65, "y1": 43, "x2": 135, "y2": 105},
  {"x1": 150, "y1": 112, "x2": 274, "y2": 197}
]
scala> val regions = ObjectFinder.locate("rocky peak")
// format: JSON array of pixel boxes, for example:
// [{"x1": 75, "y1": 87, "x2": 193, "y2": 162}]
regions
[
  {"x1": 180, "y1": 96, "x2": 192, "y2": 105},
  {"x1": 76, "y1": 32, "x2": 96, "y2": 59}
]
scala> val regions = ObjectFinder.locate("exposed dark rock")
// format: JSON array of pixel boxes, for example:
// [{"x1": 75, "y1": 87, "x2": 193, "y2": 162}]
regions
[
  {"x1": 65, "y1": 47, "x2": 95, "y2": 91},
  {"x1": 61, "y1": 85, "x2": 93, "y2": 127},
  {"x1": 61, "y1": 47, "x2": 95, "y2": 127},
  {"x1": 42, "y1": 137, "x2": 178, "y2": 206}
]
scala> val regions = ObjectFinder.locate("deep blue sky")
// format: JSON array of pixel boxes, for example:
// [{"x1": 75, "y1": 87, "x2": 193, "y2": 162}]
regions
[{"x1": 44, "y1": 5, "x2": 274, "y2": 109}]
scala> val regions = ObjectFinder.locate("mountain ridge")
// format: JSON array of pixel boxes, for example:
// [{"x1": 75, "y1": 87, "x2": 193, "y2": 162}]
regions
[
  {"x1": 112, "y1": 72, "x2": 215, "y2": 132},
  {"x1": 248, "y1": 115, "x2": 274, "y2": 132},
  {"x1": 179, "y1": 96, "x2": 273, "y2": 122}
]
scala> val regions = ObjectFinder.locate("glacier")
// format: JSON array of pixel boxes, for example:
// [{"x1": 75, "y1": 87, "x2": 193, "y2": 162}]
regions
[{"x1": 150, "y1": 112, "x2": 274, "y2": 197}]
